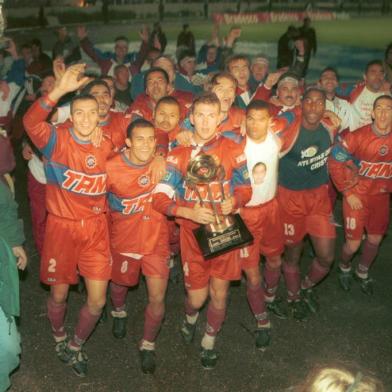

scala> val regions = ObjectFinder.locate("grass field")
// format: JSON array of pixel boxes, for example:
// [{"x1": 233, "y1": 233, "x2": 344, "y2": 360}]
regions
[{"x1": 108, "y1": 17, "x2": 392, "y2": 49}]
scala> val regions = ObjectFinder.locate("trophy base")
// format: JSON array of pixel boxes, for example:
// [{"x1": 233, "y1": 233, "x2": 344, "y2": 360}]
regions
[{"x1": 193, "y1": 214, "x2": 254, "y2": 260}]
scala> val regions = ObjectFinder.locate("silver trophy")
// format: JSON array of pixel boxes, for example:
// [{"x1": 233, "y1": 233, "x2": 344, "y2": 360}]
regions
[{"x1": 185, "y1": 154, "x2": 253, "y2": 259}]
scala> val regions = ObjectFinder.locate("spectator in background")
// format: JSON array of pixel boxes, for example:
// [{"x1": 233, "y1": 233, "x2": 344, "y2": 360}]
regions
[
  {"x1": 384, "y1": 42, "x2": 392, "y2": 84},
  {"x1": 177, "y1": 24, "x2": 196, "y2": 56},
  {"x1": 0, "y1": 50, "x2": 13, "y2": 80},
  {"x1": 277, "y1": 25, "x2": 299, "y2": 69},
  {"x1": 52, "y1": 26, "x2": 81, "y2": 65},
  {"x1": 149, "y1": 22, "x2": 167, "y2": 54},
  {"x1": 29, "y1": 39, "x2": 52, "y2": 79},
  {"x1": 299, "y1": 17, "x2": 317, "y2": 77},
  {"x1": 77, "y1": 25, "x2": 149, "y2": 78},
  {"x1": 113, "y1": 64, "x2": 133, "y2": 110},
  {"x1": 249, "y1": 54, "x2": 269, "y2": 91}
]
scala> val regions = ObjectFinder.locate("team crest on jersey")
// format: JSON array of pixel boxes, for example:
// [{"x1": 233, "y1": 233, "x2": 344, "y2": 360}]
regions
[
  {"x1": 379, "y1": 145, "x2": 389, "y2": 156},
  {"x1": 301, "y1": 145, "x2": 318, "y2": 159},
  {"x1": 167, "y1": 156, "x2": 178, "y2": 164},
  {"x1": 138, "y1": 175, "x2": 150, "y2": 187},
  {"x1": 85, "y1": 154, "x2": 97, "y2": 169}
]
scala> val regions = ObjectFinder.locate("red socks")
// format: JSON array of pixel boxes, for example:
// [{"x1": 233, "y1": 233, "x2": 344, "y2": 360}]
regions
[
  {"x1": 283, "y1": 262, "x2": 301, "y2": 301},
  {"x1": 143, "y1": 304, "x2": 164, "y2": 342},
  {"x1": 47, "y1": 297, "x2": 67, "y2": 340}
]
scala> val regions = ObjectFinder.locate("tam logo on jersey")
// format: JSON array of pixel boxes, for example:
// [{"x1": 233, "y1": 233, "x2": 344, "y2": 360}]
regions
[
  {"x1": 358, "y1": 161, "x2": 392, "y2": 179},
  {"x1": 62, "y1": 170, "x2": 107, "y2": 195},
  {"x1": 184, "y1": 181, "x2": 230, "y2": 203},
  {"x1": 120, "y1": 194, "x2": 151, "y2": 215}
]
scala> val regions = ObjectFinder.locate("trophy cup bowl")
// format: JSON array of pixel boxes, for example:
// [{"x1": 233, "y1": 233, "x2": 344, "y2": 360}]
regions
[{"x1": 185, "y1": 154, "x2": 253, "y2": 259}]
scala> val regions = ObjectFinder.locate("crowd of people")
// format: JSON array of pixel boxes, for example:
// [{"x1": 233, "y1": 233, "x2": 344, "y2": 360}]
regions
[{"x1": 0, "y1": 18, "x2": 391, "y2": 391}]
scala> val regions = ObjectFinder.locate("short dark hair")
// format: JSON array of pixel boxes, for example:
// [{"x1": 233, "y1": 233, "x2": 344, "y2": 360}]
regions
[
  {"x1": 30, "y1": 38, "x2": 42, "y2": 48},
  {"x1": 144, "y1": 67, "x2": 170, "y2": 89},
  {"x1": 373, "y1": 94, "x2": 392, "y2": 109},
  {"x1": 191, "y1": 92, "x2": 221, "y2": 113},
  {"x1": 155, "y1": 96, "x2": 180, "y2": 111},
  {"x1": 209, "y1": 72, "x2": 237, "y2": 89},
  {"x1": 303, "y1": 86, "x2": 327, "y2": 101},
  {"x1": 226, "y1": 54, "x2": 250, "y2": 70},
  {"x1": 70, "y1": 94, "x2": 97, "y2": 114},
  {"x1": 115, "y1": 36, "x2": 129, "y2": 44},
  {"x1": 246, "y1": 99, "x2": 271, "y2": 115},
  {"x1": 80, "y1": 79, "x2": 110, "y2": 95},
  {"x1": 113, "y1": 64, "x2": 129, "y2": 75},
  {"x1": 127, "y1": 118, "x2": 155, "y2": 139},
  {"x1": 320, "y1": 66, "x2": 340, "y2": 81},
  {"x1": 365, "y1": 59, "x2": 384, "y2": 73}
]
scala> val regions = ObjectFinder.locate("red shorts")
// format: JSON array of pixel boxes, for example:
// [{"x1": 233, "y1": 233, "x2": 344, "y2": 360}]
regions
[
  {"x1": 343, "y1": 193, "x2": 390, "y2": 240},
  {"x1": 278, "y1": 185, "x2": 336, "y2": 245},
  {"x1": 239, "y1": 198, "x2": 284, "y2": 270},
  {"x1": 40, "y1": 214, "x2": 111, "y2": 285},
  {"x1": 180, "y1": 225, "x2": 241, "y2": 290},
  {"x1": 111, "y1": 251, "x2": 169, "y2": 287}
]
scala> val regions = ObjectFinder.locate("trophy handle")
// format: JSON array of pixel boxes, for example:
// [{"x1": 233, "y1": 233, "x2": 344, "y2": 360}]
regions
[
  {"x1": 194, "y1": 186, "x2": 205, "y2": 207},
  {"x1": 207, "y1": 185, "x2": 222, "y2": 226}
]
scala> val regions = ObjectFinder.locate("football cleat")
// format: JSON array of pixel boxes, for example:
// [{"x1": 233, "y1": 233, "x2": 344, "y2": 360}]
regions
[
  {"x1": 180, "y1": 319, "x2": 196, "y2": 344},
  {"x1": 266, "y1": 298, "x2": 288, "y2": 319},
  {"x1": 139, "y1": 349, "x2": 156, "y2": 374},
  {"x1": 55, "y1": 337, "x2": 68, "y2": 358},
  {"x1": 111, "y1": 310, "x2": 128, "y2": 339},
  {"x1": 288, "y1": 299, "x2": 309, "y2": 321},
  {"x1": 255, "y1": 327, "x2": 271, "y2": 351},
  {"x1": 200, "y1": 348, "x2": 218, "y2": 370},
  {"x1": 58, "y1": 344, "x2": 88, "y2": 378},
  {"x1": 338, "y1": 270, "x2": 353, "y2": 292},
  {"x1": 354, "y1": 274, "x2": 374, "y2": 295},
  {"x1": 301, "y1": 288, "x2": 319, "y2": 313}
]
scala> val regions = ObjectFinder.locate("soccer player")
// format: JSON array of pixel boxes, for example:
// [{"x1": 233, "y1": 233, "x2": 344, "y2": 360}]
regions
[
  {"x1": 267, "y1": 72, "x2": 302, "y2": 115},
  {"x1": 278, "y1": 87, "x2": 337, "y2": 319},
  {"x1": 81, "y1": 79, "x2": 131, "y2": 150},
  {"x1": 107, "y1": 119, "x2": 170, "y2": 374},
  {"x1": 238, "y1": 100, "x2": 287, "y2": 345},
  {"x1": 127, "y1": 67, "x2": 171, "y2": 122},
  {"x1": 180, "y1": 72, "x2": 245, "y2": 138},
  {"x1": 152, "y1": 93, "x2": 251, "y2": 369},
  {"x1": 329, "y1": 95, "x2": 392, "y2": 294},
  {"x1": 318, "y1": 67, "x2": 357, "y2": 132},
  {"x1": 350, "y1": 60, "x2": 391, "y2": 129},
  {"x1": 23, "y1": 64, "x2": 113, "y2": 377},
  {"x1": 153, "y1": 96, "x2": 181, "y2": 155},
  {"x1": 226, "y1": 54, "x2": 255, "y2": 109}
]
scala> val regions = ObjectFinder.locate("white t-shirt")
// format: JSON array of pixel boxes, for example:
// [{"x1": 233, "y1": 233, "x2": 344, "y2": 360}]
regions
[
  {"x1": 244, "y1": 131, "x2": 280, "y2": 206},
  {"x1": 28, "y1": 153, "x2": 47, "y2": 184},
  {"x1": 351, "y1": 87, "x2": 385, "y2": 130},
  {"x1": 326, "y1": 96, "x2": 357, "y2": 132}
]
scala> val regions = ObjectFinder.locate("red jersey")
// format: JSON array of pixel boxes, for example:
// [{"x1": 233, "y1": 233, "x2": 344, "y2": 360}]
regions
[
  {"x1": 126, "y1": 93, "x2": 155, "y2": 122},
  {"x1": 126, "y1": 90, "x2": 192, "y2": 122},
  {"x1": 181, "y1": 106, "x2": 245, "y2": 136},
  {"x1": 329, "y1": 125, "x2": 392, "y2": 196},
  {"x1": 153, "y1": 135, "x2": 252, "y2": 229},
  {"x1": 107, "y1": 153, "x2": 168, "y2": 255},
  {"x1": 23, "y1": 96, "x2": 113, "y2": 220},
  {"x1": 100, "y1": 110, "x2": 131, "y2": 150},
  {"x1": 155, "y1": 125, "x2": 181, "y2": 156}
]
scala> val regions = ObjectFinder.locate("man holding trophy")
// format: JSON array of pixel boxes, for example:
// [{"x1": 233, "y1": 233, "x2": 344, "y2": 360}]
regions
[{"x1": 153, "y1": 93, "x2": 252, "y2": 369}]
